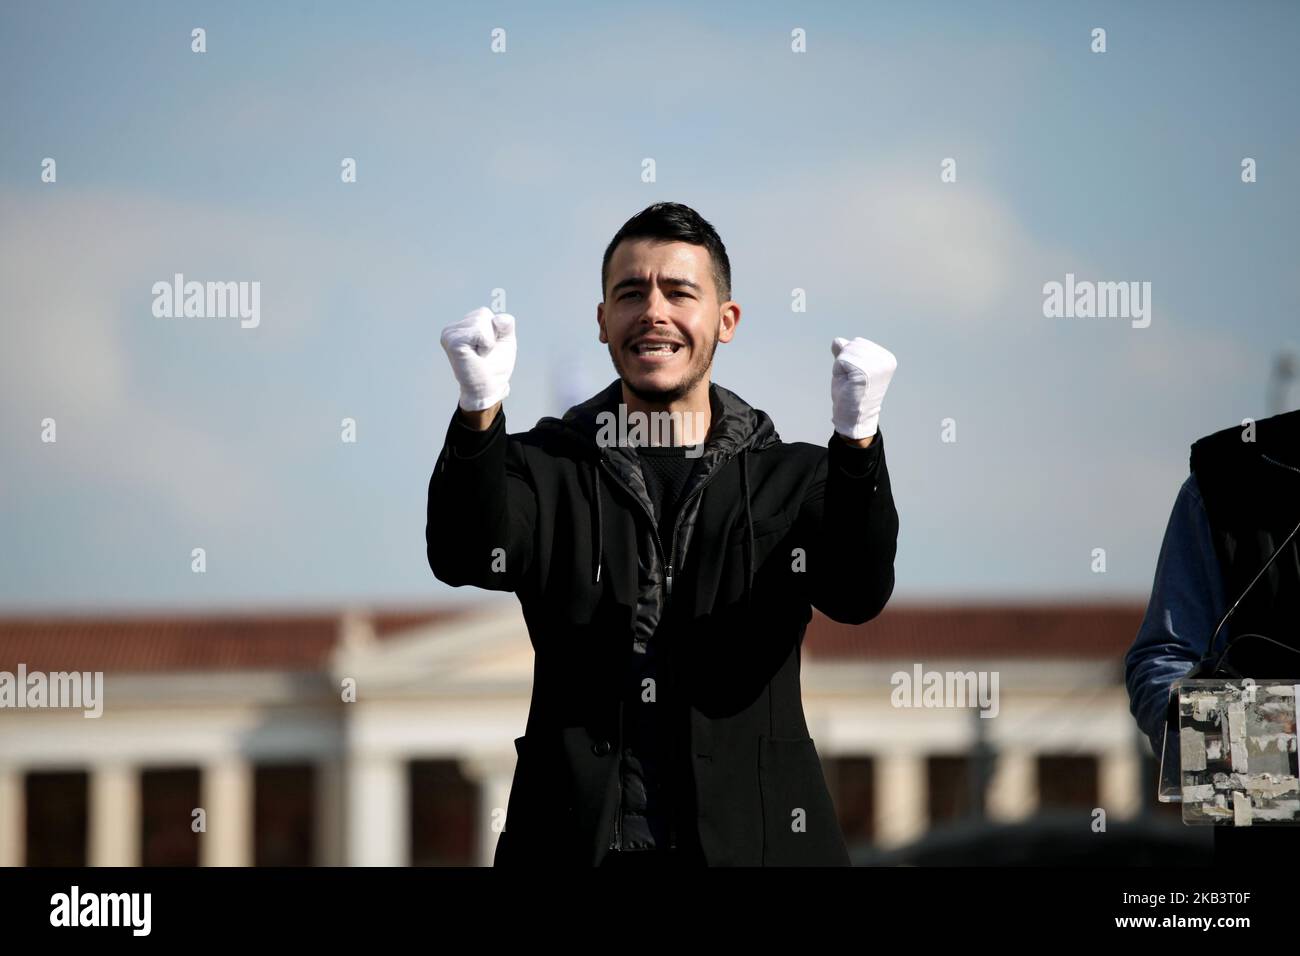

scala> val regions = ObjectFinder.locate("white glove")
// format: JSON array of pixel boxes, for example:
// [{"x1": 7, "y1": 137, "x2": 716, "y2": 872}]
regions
[
  {"x1": 831, "y1": 336, "x2": 897, "y2": 440},
  {"x1": 440, "y1": 306, "x2": 517, "y2": 412}
]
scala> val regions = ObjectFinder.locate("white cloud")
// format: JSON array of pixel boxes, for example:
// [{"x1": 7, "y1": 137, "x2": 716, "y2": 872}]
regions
[{"x1": 0, "y1": 189, "x2": 366, "y2": 524}]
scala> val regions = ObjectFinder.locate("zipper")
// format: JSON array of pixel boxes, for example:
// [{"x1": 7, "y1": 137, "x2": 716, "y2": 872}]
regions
[
  {"x1": 1262, "y1": 453, "x2": 1300, "y2": 477},
  {"x1": 596, "y1": 449, "x2": 735, "y2": 854},
  {"x1": 610, "y1": 696, "x2": 623, "y2": 850},
  {"x1": 663, "y1": 458, "x2": 731, "y2": 596},
  {"x1": 596, "y1": 451, "x2": 730, "y2": 601},
  {"x1": 599, "y1": 453, "x2": 661, "y2": 852},
  {"x1": 597, "y1": 456, "x2": 673, "y2": 596}
]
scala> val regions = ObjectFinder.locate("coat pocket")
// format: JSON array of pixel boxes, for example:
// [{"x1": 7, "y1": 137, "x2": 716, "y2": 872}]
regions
[
  {"x1": 728, "y1": 512, "x2": 791, "y2": 547},
  {"x1": 757, "y1": 735, "x2": 850, "y2": 866},
  {"x1": 726, "y1": 512, "x2": 794, "y2": 582},
  {"x1": 501, "y1": 734, "x2": 576, "y2": 845}
]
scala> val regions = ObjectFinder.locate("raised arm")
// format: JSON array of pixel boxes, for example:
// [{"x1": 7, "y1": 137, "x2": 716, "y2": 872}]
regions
[
  {"x1": 426, "y1": 307, "x2": 537, "y2": 593},
  {"x1": 799, "y1": 430, "x2": 899, "y2": 624},
  {"x1": 798, "y1": 336, "x2": 899, "y2": 624}
]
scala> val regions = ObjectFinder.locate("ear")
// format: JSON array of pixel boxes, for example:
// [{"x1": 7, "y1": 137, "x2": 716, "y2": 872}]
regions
[
  {"x1": 716, "y1": 301, "x2": 740, "y2": 344},
  {"x1": 597, "y1": 302, "x2": 607, "y2": 344}
]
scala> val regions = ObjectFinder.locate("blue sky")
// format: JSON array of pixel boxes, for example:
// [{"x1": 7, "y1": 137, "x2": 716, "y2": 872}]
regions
[{"x1": 2, "y1": 0, "x2": 1297, "y2": 612}]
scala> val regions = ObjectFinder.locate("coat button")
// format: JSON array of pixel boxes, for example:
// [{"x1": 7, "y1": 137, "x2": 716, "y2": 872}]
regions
[{"x1": 593, "y1": 740, "x2": 612, "y2": 755}]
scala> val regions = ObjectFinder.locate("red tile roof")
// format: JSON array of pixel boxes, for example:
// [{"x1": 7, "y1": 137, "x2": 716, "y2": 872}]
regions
[
  {"x1": 0, "y1": 606, "x2": 474, "y2": 673},
  {"x1": 804, "y1": 602, "x2": 1146, "y2": 661},
  {"x1": 0, "y1": 602, "x2": 1145, "y2": 673}
]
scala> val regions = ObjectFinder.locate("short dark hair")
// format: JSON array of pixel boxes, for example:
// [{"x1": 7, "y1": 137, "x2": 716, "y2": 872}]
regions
[{"x1": 601, "y1": 202, "x2": 732, "y2": 303}]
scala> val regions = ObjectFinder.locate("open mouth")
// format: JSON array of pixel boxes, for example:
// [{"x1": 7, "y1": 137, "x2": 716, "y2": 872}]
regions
[{"x1": 631, "y1": 341, "x2": 683, "y2": 359}]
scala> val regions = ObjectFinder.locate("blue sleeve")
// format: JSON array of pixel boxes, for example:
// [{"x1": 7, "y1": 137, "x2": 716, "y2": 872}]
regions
[{"x1": 1123, "y1": 474, "x2": 1228, "y2": 755}]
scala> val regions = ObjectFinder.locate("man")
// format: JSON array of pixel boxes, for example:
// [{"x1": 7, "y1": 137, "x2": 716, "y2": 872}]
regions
[
  {"x1": 427, "y1": 202, "x2": 899, "y2": 866},
  {"x1": 1125, "y1": 407, "x2": 1300, "y2": 863}
]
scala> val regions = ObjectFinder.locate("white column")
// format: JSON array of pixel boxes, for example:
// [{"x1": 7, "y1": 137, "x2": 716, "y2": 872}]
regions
[
  {"x1": 346, "y1": 754, "x2": 407, "y2": 866},
  {"x1": 314, "y1": 758, "x2": 346, "y2": 867},
  {"x1": 89, "y1": 763, "x2": 140, "y2": 866},
  {"x1": 987, "y1": 748, "x2": 1038, "y2": 822},
  {"x1": 1099, "y1": 747, "x2": 1142, "y2": 821},
  {"x1": 0, "y1": 765, "x2": 24, "y2": 867},
  {"x1": 874, "y1": 752, "x2": 927, "y2": 848},
  {"x1": 461, "y1": 753, "x2": 516, "y2": 867},
  {"x1": 201, "y1": 758, "x2": 253, "y2": 867}
]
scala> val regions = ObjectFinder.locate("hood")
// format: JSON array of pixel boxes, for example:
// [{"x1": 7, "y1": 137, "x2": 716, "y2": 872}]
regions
[
  {"x1": 533, "y1": 378, "x2": 780, "y2": 602},
  {"x1": 533, "y1": 377, "x2": 780, "y2": 458}
]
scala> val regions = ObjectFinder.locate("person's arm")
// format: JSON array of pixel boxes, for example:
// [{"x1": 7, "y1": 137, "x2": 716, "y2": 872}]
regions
[
  {"x1": 1124, "y1": 474, "x2": 1227, "y2": 755},
  {"x1": 426, "y1": 402, "x2": 538, "y2": 592},
  {"x1": 797, "y1": 427, "x2": 899, "y2": 624},
  {"x1": 427, "y1": 308, "x2": 536, "y2": 593}
]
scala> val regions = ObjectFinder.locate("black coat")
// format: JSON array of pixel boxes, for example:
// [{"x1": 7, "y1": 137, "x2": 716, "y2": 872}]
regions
[{"x1": 426, "y1": 379, "x2": 898, "y2": 866}]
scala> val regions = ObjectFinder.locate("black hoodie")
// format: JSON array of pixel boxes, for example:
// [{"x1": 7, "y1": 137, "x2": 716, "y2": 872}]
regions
[{"x1": 426, "y1": 378, "x2": 898, "y2": 866}]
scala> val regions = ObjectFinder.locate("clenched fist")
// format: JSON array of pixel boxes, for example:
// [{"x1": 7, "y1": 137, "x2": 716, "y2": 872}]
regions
[
  {"x1": 831, "y1": 336, "x2": 897, "y2": 441},
  {"x1": 440, "y1": 306, "x2": 517, "y2": 412}
]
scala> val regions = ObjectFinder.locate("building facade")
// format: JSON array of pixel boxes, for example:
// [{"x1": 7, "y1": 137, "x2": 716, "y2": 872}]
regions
[{"x1": 0, "y1": 602, "x2": 1171, "y2": 866}]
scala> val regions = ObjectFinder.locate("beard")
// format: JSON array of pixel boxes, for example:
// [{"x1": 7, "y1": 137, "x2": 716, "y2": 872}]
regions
[{"x1": 609, "y1": 330, "x2": 719, "y2": 404}]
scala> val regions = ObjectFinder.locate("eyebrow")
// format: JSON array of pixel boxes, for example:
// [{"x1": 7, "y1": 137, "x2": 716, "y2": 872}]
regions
[{"x1": 610, "y1": 276, "x2": 703, "y2": 295}]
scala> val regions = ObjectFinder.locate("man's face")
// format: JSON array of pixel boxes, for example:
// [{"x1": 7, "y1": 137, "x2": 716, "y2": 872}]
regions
[{"x1": 597, "y1": 239, "x2": 738, "y2": 404}]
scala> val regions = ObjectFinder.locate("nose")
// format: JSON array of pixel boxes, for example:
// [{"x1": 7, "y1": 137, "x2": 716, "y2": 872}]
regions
[{"x1": 638, "y1": 285, "x2": 673, "y2": 327}]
